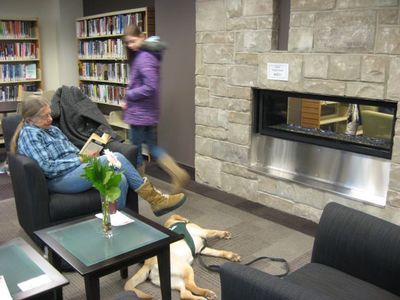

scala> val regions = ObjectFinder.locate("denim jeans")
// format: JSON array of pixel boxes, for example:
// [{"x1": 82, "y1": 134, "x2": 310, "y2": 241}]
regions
[
  {"x1": 129, "y1": 125, "x2": 166, "y2": 167},
  {"x1": 47, "y1": 152, "x2": 144, "y2": 209}
]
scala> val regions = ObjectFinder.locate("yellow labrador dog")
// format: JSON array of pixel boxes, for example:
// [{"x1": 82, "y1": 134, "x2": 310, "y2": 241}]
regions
[{"x1": 124, "y1": 214, "x2": 241, "y2": 299}]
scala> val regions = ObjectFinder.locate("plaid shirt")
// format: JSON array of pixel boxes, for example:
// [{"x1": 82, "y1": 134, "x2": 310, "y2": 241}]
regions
[{"x1": 17, "y1": 124, "x2": 81, "y2": 179}]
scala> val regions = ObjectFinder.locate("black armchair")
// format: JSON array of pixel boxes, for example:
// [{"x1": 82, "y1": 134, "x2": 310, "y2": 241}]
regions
[
  {"x1": 2, "y1": 114, "x2": 138, "y2": 247},
  {"x1": 220, "y1": 202, "x2": 400, "y2": 300}
]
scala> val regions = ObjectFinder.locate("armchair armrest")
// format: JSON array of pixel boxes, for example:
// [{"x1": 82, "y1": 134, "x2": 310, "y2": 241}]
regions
[
  {"x1": 312, "y1": 202, "x2": 400, "y2": 295},
  {"x1": 8, "y1": 153, "x2": 51, "y2": 238},
  {"x1": 220, "y1": 263, "x2": 331, "y2": 300},
  {"x1": 106, "y1": 141, "x2": 138, "y2": 167}
]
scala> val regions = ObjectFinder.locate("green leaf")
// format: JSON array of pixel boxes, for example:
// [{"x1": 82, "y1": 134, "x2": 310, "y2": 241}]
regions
[
  {"x1": 81, "y1": 156, "x2": 122, "y2": 203},
  {"x1": 105, "y1": 186, "x2": 121, "y2": 202}
]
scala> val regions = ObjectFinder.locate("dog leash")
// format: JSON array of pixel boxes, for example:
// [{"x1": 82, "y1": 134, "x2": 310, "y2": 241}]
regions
[{"x1": 197, "y1": 241, "x2": 290, "y2": 277}]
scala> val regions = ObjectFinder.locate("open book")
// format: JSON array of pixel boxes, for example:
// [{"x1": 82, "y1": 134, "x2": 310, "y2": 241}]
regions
[{"x1": 79, "y1": 131, "x2": 111, "y2": 156}]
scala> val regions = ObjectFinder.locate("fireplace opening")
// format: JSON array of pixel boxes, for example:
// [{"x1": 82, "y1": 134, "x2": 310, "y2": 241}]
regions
[{"x1": 253, "y1": 89, "x2": 397, "y2": 159}]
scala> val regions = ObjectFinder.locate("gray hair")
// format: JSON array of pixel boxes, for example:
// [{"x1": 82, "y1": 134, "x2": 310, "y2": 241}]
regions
[{"x1": 10, "y1": 95, "x2": 49, "y2": 153}]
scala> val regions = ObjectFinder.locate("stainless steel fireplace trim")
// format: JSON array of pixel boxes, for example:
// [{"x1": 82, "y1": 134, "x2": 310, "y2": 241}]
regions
[{"x1": 250, "y1": 135, "x2": 391, "y2": 206}]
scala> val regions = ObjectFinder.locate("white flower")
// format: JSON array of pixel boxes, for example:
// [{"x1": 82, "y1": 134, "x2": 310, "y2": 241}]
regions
[{"x1": 104, "y1": 149, "x2": 121, "y2": 169}]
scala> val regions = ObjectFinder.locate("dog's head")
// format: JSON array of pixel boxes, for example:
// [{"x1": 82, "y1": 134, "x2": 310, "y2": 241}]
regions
[{"x1": 164, "y1": 214, "x2": 190, "y2": 228}]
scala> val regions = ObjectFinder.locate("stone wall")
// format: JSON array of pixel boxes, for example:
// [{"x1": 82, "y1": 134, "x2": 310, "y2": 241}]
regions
[{"x1": 195, "y1": 0, "x2": 400, "y2": 224}]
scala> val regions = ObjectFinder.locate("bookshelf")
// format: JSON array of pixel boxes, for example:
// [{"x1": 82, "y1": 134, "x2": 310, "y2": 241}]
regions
[
  {"x1": 0, "y1": 17, "x2": 43, "y2": 145},
  {"x1": 0, "y1": 18, "x2": 43, "y2": 102},
  {"x1": 76, "y1": 7, "x2": 155, "y2": 136}
]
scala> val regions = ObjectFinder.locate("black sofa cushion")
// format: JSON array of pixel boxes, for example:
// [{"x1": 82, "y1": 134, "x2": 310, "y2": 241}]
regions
[
  {"x1": 287, "y1": 263, "x2": 400, "y2": 300},
  {"x1": 49, "y1": 189, "x2": 101, "y2": 221},
  {"x1": 220, "y1": 262, "x2": 333, "y2": 300}
]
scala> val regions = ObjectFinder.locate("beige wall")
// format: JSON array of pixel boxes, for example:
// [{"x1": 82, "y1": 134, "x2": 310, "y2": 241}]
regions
[
  {"x1": 155, "y1": 0, "x2": 195, "y2": 167},
  {"x1": 1, "y1": 0, "x2": 83, "y2": 90}
]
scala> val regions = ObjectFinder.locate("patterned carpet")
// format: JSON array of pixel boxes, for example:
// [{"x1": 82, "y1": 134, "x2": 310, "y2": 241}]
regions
[
  {"x1": 0, "y1": 173, "x2": 13, "y2": 200},
  {"x1": 0, "y1": 176, "x2": 313, "y2": 299}
]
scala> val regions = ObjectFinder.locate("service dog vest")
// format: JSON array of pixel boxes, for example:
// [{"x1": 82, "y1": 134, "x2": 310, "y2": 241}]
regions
[{"x1": 169, "y1": 222, "x2": 196, "y2": 257}]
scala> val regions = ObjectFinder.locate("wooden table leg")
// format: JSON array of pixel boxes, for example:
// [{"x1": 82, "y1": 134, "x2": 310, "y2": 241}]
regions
[
  {"x1": 84, "y1": 275, "x2": 100, "y2": 300},
  {"x1": 53, "y1": 287, "x2": 63, "y2": 300},
  {"x1": 157, "y1": 246, "x2": 171, "y2": 300},
  {"x1": 120, "y1": 267, "x2": 128, "y2": 279},
  {"x1": 47, "y1": 248, "x2": 62, "y2": 271}
]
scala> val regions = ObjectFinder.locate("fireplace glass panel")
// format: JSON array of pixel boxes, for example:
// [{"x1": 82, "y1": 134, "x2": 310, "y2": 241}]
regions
[{"x1": 254, "y1": 89, "x2": 396, "y2": 158}]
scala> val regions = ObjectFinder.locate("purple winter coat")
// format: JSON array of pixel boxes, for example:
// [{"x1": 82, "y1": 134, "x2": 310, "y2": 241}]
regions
[{"x1": 124, "y1": 49, "x2": 162, "y2": 126}]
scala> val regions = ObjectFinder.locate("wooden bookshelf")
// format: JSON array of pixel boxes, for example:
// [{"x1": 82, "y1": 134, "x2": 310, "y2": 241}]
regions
[
  {"x1": 76, "y1": 7, "x2": 155, "y2": 134},
  {"x1": 0, "y1": 18, "x2": 43, "y2": 102},
  {"x1": 0, "y1": 17, "x2": 43, "y2": 145}
]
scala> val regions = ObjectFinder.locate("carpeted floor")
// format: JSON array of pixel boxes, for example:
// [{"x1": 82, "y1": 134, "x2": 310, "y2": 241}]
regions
[
  {"x1": 0, "y1": 173, "x2": 314, "y2": 299},
  {"x1": 0, "y1": 174, "x2": 13, "y2": 200}
]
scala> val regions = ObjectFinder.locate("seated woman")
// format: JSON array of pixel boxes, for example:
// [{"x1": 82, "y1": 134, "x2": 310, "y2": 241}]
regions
[{"x1": 10, "y1": 96, "x2": 187, "y2": 216}]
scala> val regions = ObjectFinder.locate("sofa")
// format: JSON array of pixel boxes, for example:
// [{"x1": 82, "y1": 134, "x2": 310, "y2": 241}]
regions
[{"x1": 220, "y1": 202, "x2": 400, "y2": 300}]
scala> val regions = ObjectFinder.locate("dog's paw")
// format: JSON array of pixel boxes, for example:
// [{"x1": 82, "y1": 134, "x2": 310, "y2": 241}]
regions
[
  {"x1": 221, "y1": 231, "x2": 232, "y2": 239},
  {"x1": 228, "y1": 252, "x2": 241, "y2": 262},
  {"x1": 205, "y1": 290, "x2": 217, "y2": 300}
]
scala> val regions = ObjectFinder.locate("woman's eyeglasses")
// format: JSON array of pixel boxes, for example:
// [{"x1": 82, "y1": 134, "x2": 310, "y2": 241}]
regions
[{"x1": 34, "y1": 113, "x2": 52, "y2": 120}]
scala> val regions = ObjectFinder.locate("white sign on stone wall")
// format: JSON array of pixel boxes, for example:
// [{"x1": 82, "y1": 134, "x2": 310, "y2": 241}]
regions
[{"x1": 267, "y1": 63, "x2": 289, "y2": 81}]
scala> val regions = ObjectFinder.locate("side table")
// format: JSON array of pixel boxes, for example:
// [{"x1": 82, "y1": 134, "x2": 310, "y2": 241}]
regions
[
  {"x1": 0, "y1": 237, "x2": 68, "y2": 300},
  {"x1": 35, "y1": 208, "x2": 183, "y2": 300}
]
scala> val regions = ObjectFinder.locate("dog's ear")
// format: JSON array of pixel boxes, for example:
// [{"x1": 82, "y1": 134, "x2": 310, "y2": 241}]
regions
[{"x1": 173, "y1": 214, "x2": 190, "y2": 223}]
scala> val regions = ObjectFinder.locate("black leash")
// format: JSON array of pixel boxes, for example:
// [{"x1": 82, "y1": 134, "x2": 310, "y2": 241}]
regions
[{"x1": 197, "y1": 241, "x2": 290, "y2": 277}]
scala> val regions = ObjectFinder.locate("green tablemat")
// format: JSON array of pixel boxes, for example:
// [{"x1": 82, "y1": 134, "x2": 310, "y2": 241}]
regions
[
  {"x1": 48, "y1": 213, "x2": 168, "y2": 266},
  {"x1": 0, "y1": 243, "x2": 44, "y2": 295}
]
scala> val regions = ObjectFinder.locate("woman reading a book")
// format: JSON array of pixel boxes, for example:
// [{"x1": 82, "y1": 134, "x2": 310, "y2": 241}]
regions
[{"x1": 10, "y1": 96, "x2": 187, "y2": 216}]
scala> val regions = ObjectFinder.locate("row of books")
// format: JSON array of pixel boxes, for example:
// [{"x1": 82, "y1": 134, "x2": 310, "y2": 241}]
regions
[
  {"x1": 79, "y1": 62, "x2": 129, "y2": 83},
  {"x1": 78, "y1": 39, "x2": 126, "y2": 59},
  {"x1": 0, "y1": 21, "x2": 36, "y2": 39},
  {"x1": 0, "y1": 42, "x2": 38, "y2": 60},
  {"x1": 80, "y1": 83, "x2": 126, "y2": 104},
  {"x1": 0, "y1": 83, "x2": 38, "y2": 101},
  {"x1": 76, "y1": 13, "x2": 145, "y2": 38},
  {"x1": 0, "y1": 63, "x2": 37, "y2": 81}
]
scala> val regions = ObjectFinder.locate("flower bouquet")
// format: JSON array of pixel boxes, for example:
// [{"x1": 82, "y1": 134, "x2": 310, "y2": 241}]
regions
[{"x1": 81, "y1": 149, "x2": 123, "y2": 238}]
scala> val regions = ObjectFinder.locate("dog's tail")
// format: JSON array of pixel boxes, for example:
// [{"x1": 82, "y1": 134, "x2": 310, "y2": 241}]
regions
[{"x1": 124, "y1": 258, "x2": 154, "y2": 299}]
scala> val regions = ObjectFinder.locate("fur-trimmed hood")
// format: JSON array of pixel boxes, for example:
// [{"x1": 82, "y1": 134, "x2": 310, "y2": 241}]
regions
[{"x1": 140, "y1": 36, "x2": 167, "y2": 54}]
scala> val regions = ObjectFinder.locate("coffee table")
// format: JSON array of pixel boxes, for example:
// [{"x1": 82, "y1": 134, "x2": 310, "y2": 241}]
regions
[
  {"x1": 0, "y1": 237, "x2": 68, "y2": 300},
  {"x1": 35, "y1": 208, "x2": 183, "y2": 300}
]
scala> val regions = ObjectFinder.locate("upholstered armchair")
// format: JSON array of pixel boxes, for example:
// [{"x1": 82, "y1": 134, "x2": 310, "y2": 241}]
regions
[
  {"x1": 220, "y1": 202, "x2": 400, "y2": 300},
  {"x1": 2, "y1": 114, "x2": 138, "y2": 247}
]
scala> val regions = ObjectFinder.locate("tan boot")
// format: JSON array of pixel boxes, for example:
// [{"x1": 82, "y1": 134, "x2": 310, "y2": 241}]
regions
[
  {"x1": 136, "y1": 177, "x2": 187, "y2": 216},
  {"x1": 158, "y1": 155, "x2": 190, "y2": 193}
]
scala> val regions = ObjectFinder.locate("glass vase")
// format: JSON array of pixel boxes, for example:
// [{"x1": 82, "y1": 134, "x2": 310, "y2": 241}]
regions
[{"x1": 101, "y1": 196, "x2": 113, "y2": 239}]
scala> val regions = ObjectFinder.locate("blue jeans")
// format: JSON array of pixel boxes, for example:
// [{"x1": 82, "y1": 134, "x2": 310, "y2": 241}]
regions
[
  {"x1": 129, "y1": 125, "x2": 166, "y2": 167},
  {"x1": 47, "y1": 152, "x2": 144, "y2": 209}
]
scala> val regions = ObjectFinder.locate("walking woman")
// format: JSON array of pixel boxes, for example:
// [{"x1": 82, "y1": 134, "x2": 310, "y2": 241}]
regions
[{"x1": 123, "y1": 24, "x2": 189, "y2": 193}]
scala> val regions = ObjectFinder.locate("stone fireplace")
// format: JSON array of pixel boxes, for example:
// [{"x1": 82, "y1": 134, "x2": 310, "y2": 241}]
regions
[{"x1": 195, "y1": 0, "x2": 400, "y2": 223}]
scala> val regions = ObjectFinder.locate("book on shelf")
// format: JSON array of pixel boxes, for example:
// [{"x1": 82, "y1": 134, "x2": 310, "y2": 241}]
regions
[
  {"x1": 25, "y1": 63, "x2": 36, "y2": 79},
  {"x1": 76, "y1": 12, "x2": 145, "y2": 38},
  {"x1": 80, "y1": 131, "x2": 111, "y2": 156}
]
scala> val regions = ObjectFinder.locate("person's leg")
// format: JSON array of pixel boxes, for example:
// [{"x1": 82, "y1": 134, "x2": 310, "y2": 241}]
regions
[
  {"x1": 47, "y1": 156, "x2": 129, "y2": 208},
  {"x1": 47, "y1": 164, "x2": 92, "y2": 193},
  {"x1": 117, "y1": 174, "x2": 128, "y2": 209},
  {"x1": 145, "y1": 126, "x2": 190, "y2": 193},
  {"x1": 129, "y1": 125, "x2": 145, "y2": 170},
  {"x1": 144, "y1": 126, "x2": 166, "y2": 161},
  {"x1": 113, "y1": 152, "x2": 187, "y2": 216},
  {"x1": 111, "y1": 153, "x2": 144, "y2": 189}
]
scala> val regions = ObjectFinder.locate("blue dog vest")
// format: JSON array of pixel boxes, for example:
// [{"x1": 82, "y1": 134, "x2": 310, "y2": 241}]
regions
[{"x1": 169, "y1": 222, "x2": 196, "y2": 257}]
